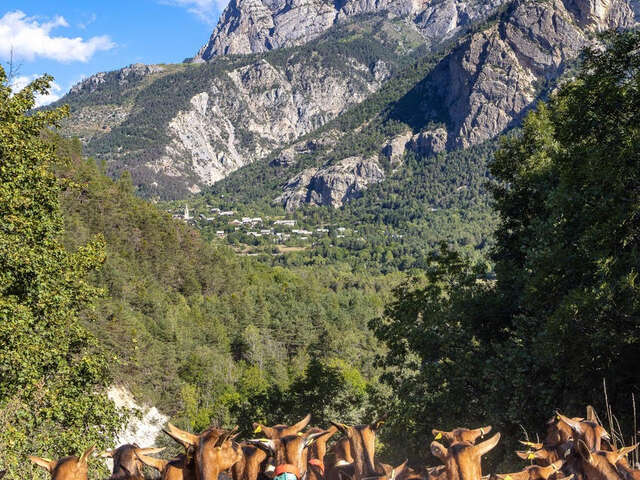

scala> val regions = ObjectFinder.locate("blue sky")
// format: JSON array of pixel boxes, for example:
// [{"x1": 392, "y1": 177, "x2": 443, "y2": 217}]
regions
[{"x1": 1, "y1": 1, "x2": 224, "y2": 105}]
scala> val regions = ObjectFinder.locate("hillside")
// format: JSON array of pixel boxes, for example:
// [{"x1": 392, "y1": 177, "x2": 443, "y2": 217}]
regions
[{"x1": 55, "y1": 137, "x2": 397, "y2": 426}]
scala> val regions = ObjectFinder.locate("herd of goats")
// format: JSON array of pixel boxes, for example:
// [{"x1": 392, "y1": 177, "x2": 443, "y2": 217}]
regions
[{"x1": 17, "y1": 406, "x2": 640, "y2": 480}]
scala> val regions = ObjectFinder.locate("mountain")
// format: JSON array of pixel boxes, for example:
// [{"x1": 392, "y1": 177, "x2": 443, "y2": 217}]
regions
[
  {"x1": 56, "y1": 16, "x2": 428, "y2": 199},
  {"x1": 192, "y1": 0, "x2": 509, "y2": 59},
  {"x1": 54, "y1": 0, "x2": 637, "y2": 204}
]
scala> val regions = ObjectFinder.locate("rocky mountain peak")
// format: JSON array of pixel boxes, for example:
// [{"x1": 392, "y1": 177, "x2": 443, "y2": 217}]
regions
[{"x1": 192, "y1": 0, "x2": 511, "y2": 60}]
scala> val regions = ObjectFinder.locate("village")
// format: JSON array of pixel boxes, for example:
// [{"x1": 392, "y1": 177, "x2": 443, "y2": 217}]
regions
[{"x1": 169, "y1": 204, "x2": 356, "y2": 251}]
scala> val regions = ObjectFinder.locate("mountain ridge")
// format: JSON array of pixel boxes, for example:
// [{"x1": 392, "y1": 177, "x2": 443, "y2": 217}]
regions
[{"x1": 53, "y1": 0, "x2": 638, "y2": 203}]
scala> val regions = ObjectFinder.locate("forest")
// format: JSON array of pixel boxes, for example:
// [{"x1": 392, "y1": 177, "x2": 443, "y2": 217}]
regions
[{"x1": 0, "y1": 29, "x2": 639, "y2": 480}]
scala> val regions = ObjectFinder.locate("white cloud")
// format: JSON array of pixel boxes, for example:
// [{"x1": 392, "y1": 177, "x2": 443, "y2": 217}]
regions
[
  {"x1": 162, "y1": 0, "x2": 227, "y2": 24},
  {"x1": 0, "y1": 10, "x2": 115, "y2": 63},
  {"x1": 10, "y1": 74, "x2": 64, "y2": 107}
]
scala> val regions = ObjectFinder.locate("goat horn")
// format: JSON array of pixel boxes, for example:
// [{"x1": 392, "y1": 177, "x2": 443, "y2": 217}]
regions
[
  {"x1": 136, "y1": 447, "x2": 166, "y2": 455},
  {"x1": 79, "y1": 445, "x2": 96, "y2": 464},
  {"x1": 29, "y1": 456, "x2": 56, "y2": 472},
  {"x1": 135, "y1": 451, "x2": 169, "y2": 472}
]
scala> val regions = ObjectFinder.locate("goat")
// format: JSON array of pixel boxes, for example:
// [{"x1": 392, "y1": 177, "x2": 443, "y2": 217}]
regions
[
  {"x1": 248, "y1": 430, "x2": 330, "y2": 480},
  {"x1": 556, "y1": 414, "x2": 611, "y2": 452},
  {"x1": 325, "y1": 437, "x2": 355, "y2": 480},
  {"x1": 493, "y1": 460, "x2": 568, "y2": 480},
  {"x1": 231, "y1": 443, "x2": 269, "y2": 480},
  {"x1": 29, "y1": 445, "x2": 95, "y2": 480},
  {"x1": 99, "y1": 444, "x2": 165, "y2": 480},
  {"x1": 575, "y1": 440, "x2": 637, "y2": 480},
  {"x1": 307, "y1": 426, "x2": 339, "y2": 480},
  {"x1": 432, "y1": 427, "x2": 493, "y2": 445},
  {"x1": 515, "y1": 443, "x2": 572, "y2": 467},
  {"x1": 430, "y1": 433, "x2": 501, "y2": 480},
  {"x1": 163, "y1": 423, "x2": 242, "y2": 480},
  {"x1": 136, "y1": 452, "x2": 196, "y2": 480},
  {"x1": 253, "y1": 415, "x2": 312, "y2": 439},
  {"x1": 330, "y1": 418, "x2": 386, "y2": 480}
]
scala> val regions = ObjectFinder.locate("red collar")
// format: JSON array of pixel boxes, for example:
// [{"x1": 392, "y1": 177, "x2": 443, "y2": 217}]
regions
[{"x1": 309, "y1": 459, "x2": 324, "y2": 475}]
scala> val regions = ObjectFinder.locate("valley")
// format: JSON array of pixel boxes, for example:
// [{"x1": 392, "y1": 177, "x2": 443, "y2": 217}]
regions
[{"x1": 1, "y1": 0, "x2": 640, "y2": 477}]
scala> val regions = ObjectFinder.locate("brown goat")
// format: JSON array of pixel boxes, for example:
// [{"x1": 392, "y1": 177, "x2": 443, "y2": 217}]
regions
[
  {"x1": 432, "y1": 427, "x2": 493, "y2": 445},
  {"x1": 309, "y1": 426, "x2": 339, "y2": 464},
  {"x1": 29, "y1": 446, "x2": 95, "y2": 480},
  {"x1": 493, "y1": 461, "x2": 567, "y2": 480},
  {"x1": 325, "y1": 437, "x2": 355, "y2": 480},
  {"x1": 307, "y1": 427, "x2": 339, "y2": 480},
  {"x1": 379, "y1": 461, "x2": 410, "y2": 480},
  {"x1": 231, "y1": 444, "x2": 269, "y2": 480},
  {"x1": 330, "y1": 419, "x2": 386, "y2": 480},
  {"x1": 136, "y1": 452, "x2": 196, "y2": 480},
  {"x1": 252, "y1": 415, "x2": 312, "y2": 439},
  {"x1": 163, "y1": 423, "x2": 242, "y2": 480},
  {"x1": 575, "y1": 440, "x2": 637, "y2": 480},
  {"x1": 430, "y1": 433, "x2": 501, "y2": 480},
  {"x1": 556, "y1": 414, "x2": 611, "y2": 452},
  {"x1": 99, "y1": 444, "x2": 165, "y2": 480},
  {"x1": 515, "y1": 444, "x2": 570, "y2": 467},
  {"x1": 249, "y1": 430, "x2": 330, "y2": 480}
]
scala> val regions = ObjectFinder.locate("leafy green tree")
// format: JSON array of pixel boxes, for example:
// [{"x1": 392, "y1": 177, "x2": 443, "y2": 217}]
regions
[
  {"x1": 0, "y1": 70, "x2": 124, "y2": 477},
  {"x1": 372, "y1": 31, "x2": 640, "y2": 468}
]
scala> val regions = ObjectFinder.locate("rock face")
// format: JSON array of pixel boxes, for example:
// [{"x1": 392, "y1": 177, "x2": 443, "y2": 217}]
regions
[
  {"x1": 70, "y1": 63, "x2": 164, "y2": 95},
  {"x1": 106, "y1": 386, "x2": 168, "y2": 471},
  {"x1": 145, "y1": 58, "x2": 383, "y2": 193},
  {"x1": 430, "y1": 0, "x2": 637, "y2": 149},
  {"x1": 276, "y1": 156, "x2": 385, "y2": 210},
  {"x1": 409, "y1": 128, "x2": 448, "y2": 156},
  {"x1": 381, "y1": 131, "x2": 413, "y2": 166},
  {"x1": 194, "y1": 0, "x2": 511, "y2": 60}
]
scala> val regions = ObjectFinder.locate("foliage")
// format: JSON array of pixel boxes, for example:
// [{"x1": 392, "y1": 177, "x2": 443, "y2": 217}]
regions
[
  {"x1": 53, "y1": 135, "x2": 397, "y2": 439},
  {"x1": 0, "y1": 69, "x2": 124, "y2": 478},
  {"x1": 371, "y1": 31, "x2": 640, "y2": 469}
]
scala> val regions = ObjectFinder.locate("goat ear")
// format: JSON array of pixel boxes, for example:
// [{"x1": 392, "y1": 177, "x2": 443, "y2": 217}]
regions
[
  {"x1": 29, "y1": 456, "x2": 56, "y2": 472},
  {"x1": 79, "y1": 445, "x2": 96, "y2": 464},
  {"x1": 253, "y1": 423, "x2": 275, "y2": 438},
  {"x1": 371, "y1": 415, "x2": 387, "y2": 432},
  {"x1": 164, "y1": 423, "x2": 199, "y2": 448},
  {"x1": 614, "y1": 444, "x2": 638, "y2": 463},
  {"x1": 135, "y1": 451, "x2": 169, "y2": 472},
  {"x1": 311, "y1": 425, "x2": 338, "y2": 441},
  {"x1": 391, "y1": 460, "x2": 409, "y2": 480},
  {"x1": 586, "y1": 406, "x2": 599, "y2": 424},
  {"x1": 432, "y1": 430, "x2": 447, "y2": 441},
  {"x1": 516, "y1": 450, "x2": 540, "y2": 461},
  {"x1": 305, "y1": 430, "x2": 331, "y2": 447},
  {"x1": 99, "y1": 449, "x2": 114, "y2": 458},
  {"x1": 215, "y1": 426, "x2": 239, "y2": 447},
  {"x1": 430, "y1": 441, "x2": 448, "y2": 462},
  {"x1": 576, "y1": 440, "x2": 592, "y2": 463},
  {"x1": 331, "y1": 422, "x2": 351, "y2": 437},
  {"x1": 475, "y1": 433, "x2": 501, "y2": 457},
  {"x1": 247, "y1": 439, "x2": 276, "y2": 455},
  {"x1": 135, "y1": 447, "x2": 166, "y2": 456},
  {"x1": 556, "y1": 413, "x2": 583, "y2": 433}
]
